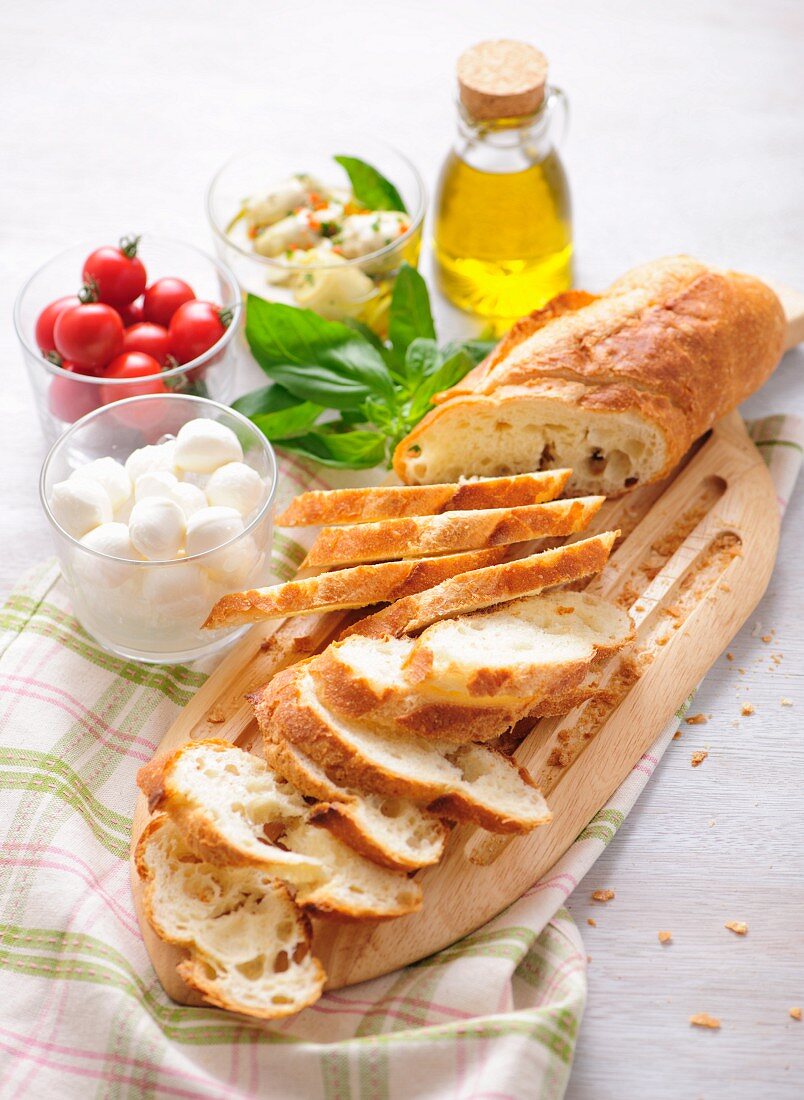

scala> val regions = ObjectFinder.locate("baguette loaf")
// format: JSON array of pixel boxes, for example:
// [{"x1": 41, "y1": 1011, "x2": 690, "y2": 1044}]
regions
[
  {"x1": 135, "y1": 816, "x2": 325, "y2": 1019},
  {"x1": 254, "y1": 665, "x2": 551, "y2": 833},
  {"x1": 393, "y1": 257, "x2": 785, "y2": 496},
  {"x1": 139, "y1": 740, "x2": 422, "y2": 919},
  {"x1": 304, "y1": 497, "x2": 604, "y2": 568},
  {"x1": 203, "y1": 547, "x2": 506, "y2": 630},
  {"x1": 344, "y1": 530, "x2": 617, "y2": 639},
  {"x1": 276, "y1": 470, "x2": 571, "y2": 526}
]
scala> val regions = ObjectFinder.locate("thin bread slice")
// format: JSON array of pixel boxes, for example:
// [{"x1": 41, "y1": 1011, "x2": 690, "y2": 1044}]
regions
[
  {"x1": 344, "y1": 530, "x2": 618, "y2": 639},
  {"x1": 406, "y1": 590, "x2": 634, "y2": 702},
  {"x1": 262, "y1": 732, "x2": 449, "y2": 871},
  {"x1": 135, "y1": 815, "x2": 325, "y2": 1019},
  {"x1": 140, "y1": 740, "x2": 422, "y2": 920},
  {"x1": 202, "y1": 547, "x2": 506, "y2": 630},
  {"x1": 276, "y1": 470, "x2": 572, "y2": 526},
  {"x1": 304, "y1": 496, "x2": 604, "y2": 568},
  {"x1": 254, "y1": 666, "x2": 552, "y2": 833},
  {"x1": 311, "y1": 636, "x2": 527, "y2": 741}
]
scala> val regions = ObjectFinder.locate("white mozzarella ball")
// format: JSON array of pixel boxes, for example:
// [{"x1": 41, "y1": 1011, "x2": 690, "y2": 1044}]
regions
[
  {"x1": 171, "y1": 481, "x2": 208, "y2": 520},
  {"x1": 174, "y1": 419, "x2": 243, "y2": 473},
  {"x1": 50, "y1": 478, "x2": 113, "y2": 539},
  {"x1": 141, "y1": 564, "x2": 211, "y2": 625},
  {"x1": 78, "y1": 522, "x2": 141, "y2": 587},
  {"x1": 71, "y1": 457, "x2": 131, "y2": 511},
  {"x1": 181, "y1": 471, "x2": 210, "y2": 490},
  {"x1": 124, "y1": 440, "x2": 177, "y2": 484},
  {"x1": 205, "y1": 538, "x2": 262, "y2": 586},
  {"x1": 205, "y1": 462, "x2": 265, "y2": 516},
  {"x1": 128, "y1": 498, "x2": 186, "y2": 561},
  {"x1": 135, "y1": 470, "x2": 179, "y2": 502},
  {"x1": 185, "y1": 506, "x2": 244, "y2": 558}
]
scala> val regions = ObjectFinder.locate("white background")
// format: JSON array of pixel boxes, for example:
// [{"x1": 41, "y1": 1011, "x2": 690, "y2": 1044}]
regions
[{"x1": 1, "y1": 1, "x2": 803, "y2": 1096}]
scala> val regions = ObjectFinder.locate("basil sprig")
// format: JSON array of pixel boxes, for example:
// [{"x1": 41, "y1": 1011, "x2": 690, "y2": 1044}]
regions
[
  {"x1": 235, "y1": 263, "x2": 494, "y2": 470},
  {"x1": 334, "y1": 155, "x2": 407, "y2": 213}
]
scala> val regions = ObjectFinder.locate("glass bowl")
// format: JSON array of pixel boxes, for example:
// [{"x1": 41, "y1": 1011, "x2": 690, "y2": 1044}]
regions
[
  {"x1": 15, "y1": 235, "x2": 244, "y2": 446},
  {"x1": 40, "y1": 394, "x2": 277, "y2": 665},
  {"x1": 206, "y1": 138, "x2": 425, "y2": 336}
]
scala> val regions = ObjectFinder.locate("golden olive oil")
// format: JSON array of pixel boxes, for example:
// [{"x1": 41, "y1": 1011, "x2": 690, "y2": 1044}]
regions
[{"x1": 434, "y1": 149, "x2": 572, "y2": 328}]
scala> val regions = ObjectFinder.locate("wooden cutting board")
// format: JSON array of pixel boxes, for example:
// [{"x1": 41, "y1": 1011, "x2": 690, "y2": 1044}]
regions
[{"x1": 130, "y1": 293, "x2": 804, "y2": 1006}]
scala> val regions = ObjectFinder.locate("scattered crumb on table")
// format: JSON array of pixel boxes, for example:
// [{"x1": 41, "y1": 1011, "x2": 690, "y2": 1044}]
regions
[
  {"x1": 658, "y1": 931, "x2": 672, "y2": 944},
  {"x1": 587, "y1": 917, "x2": 596, "y2": 927},
  {"x1": 686, "y1": 713, "x2": 707, "y2": 725},
  {"x1": 591, "y1": 889, "x2": 615, "y2": 902},
  {"x1": 725, "y1": 921, "x2": 748, "y2": 936},
  {"x1": 781, "y1": 697, "x2": 793, "y2": 707},
  {"x1": 691, "y1": 751, "x2": 708, "y2": 768},
  {"x1": 741, "y1": 702, "x2": 755, "y2": 716},
  {"x1": 690, "y1": 1013, "x2": 721, "y2": 1029},
  {"x1": 726, "y1": 652, "x2": 734, "y2": 661},
  {"x1": 790, "y1": 1007, "x2": 802, "y2": 1021}
]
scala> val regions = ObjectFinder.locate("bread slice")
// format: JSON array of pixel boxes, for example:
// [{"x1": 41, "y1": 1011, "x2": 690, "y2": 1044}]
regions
[
  {"x1": 138, "y1": 740, "x2": 422, "y2": 920},
  {"x1": 262, "y1": 732, "x2": 449, "y2": 871},
  {"x1": 304, "y1": 497, "x2": 604, "y2": 568},
  {"x1": 202, "y1": 547, "x2": 507, "y2": 630},
  {"x1": 344, "y1": 530, "x2": 617, "y2": 640},
  {"x1": 406, "y1": 590, "x2": 634, "y2": 703},
  {"x1": 254, "y1": 665, "x2": 552, "y2": 833},
  {"x1": 275, "y1": 470, "x2": 572, "y2": 526},
  {"x1": 135, "y1": 815, "x2": 325, "y2": 1019},
  {"x1": 311, "y1": 636, "x2": 525, "y2": 741}
]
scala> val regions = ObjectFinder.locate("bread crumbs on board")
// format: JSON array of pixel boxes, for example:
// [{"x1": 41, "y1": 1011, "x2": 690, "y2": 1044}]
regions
[
  {"x1": 725, "y1": 921, "x2": 748, "y2": 935},
  {"x1": 591, "y1": 889, "x2": 615, "y2": 902},
  {"x1": 690, "y1": 1013, "x2": 721, "y2": 1029},
  {"x1": 658, "y1": 931, "x2": 672, "y2": 944},
  {"x1": 691, "y1": 751, "x2": 708, "y2": 767}
]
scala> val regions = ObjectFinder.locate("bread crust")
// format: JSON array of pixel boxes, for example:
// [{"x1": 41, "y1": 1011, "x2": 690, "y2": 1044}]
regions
[
  {"x1": 306, "y1": 802, "x2": 449, "y2": 872},
  {"x1": 343, "y1": 530, "x2": 617, "y2": 639},
  {"x1": 202, "y1": 547, "x2": 507, "y2": 630},
  {"x1": 394, "y1": 257, "x2": 785, "y2": 491},
  {"x1": 275, "y1": 469, "x2": 571, "y2": 526},
  {"x1": 304, "y1": 497, "x2": 604, "y2": 569}
]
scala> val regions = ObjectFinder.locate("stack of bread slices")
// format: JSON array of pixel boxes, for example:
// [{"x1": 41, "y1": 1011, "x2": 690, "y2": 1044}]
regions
[{"x1": 136, "y1": 470, "x2": 632, "y2": 1019}]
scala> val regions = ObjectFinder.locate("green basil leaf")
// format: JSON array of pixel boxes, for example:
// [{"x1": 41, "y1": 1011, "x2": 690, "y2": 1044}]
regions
[
  {"x1": 334, "y1": 155, "x2": 407, "y2": 213},
  {"x1": 279, "y1": 428, "x2": 387, "y2": 469},
  {"x1": 407, "y1": 349, "x2": 474, "y2": 424},
  {"x1": 246, "y1": 295, "x2": 397, "y2": 409},
  {"x1": 404, "y1": 338, "x2": 442, "y2": 387},
  {"x1": 389, "y1": 263, "x2": 436, "y2": 363},
  {"x1": 441, "y1": 338, "x2": 497, "y2": 366},
  {"x1": 231, "y1": 383, "x2": 300, "y2": 419},
  {"x1": 251, "y1": 403, "x2": 324, "y2": 441}
]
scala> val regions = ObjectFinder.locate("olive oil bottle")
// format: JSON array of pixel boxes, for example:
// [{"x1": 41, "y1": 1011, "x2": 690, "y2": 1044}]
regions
[{"x1": 434, "y1": 40, "x2": 573, "y2": 332}]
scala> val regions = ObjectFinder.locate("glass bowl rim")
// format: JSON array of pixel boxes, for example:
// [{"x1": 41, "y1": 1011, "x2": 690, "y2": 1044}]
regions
[
  {"x1": 205, "y1": 140, "x2": 427, "y2": 272},
  {"x1": 39, "y1": 393, "x2": 278, "y2": 566},
  {"x1": 14, "y1": 234, "x2": 244, "y2": 386}
]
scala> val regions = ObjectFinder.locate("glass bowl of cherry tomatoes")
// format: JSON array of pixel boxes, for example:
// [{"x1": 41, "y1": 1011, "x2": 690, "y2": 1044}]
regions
[{"x1": 15, "y1": 234, "x2": 244, "y2": 444}]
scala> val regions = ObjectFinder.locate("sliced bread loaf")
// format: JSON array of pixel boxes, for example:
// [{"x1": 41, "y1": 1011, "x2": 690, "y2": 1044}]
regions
[
  {"x1": 304, "y1": 497, "x2": 605, "y2": 568},
  {"x1": 135, "y1": 815, "x2": 325, "y2": 1019},
  {"x1": 343, "y1": 531, "x2": 618, "y2": 639},
  {"x1": 254, "y1": 666, "x2": 552, "y2": 833},
  {"x1": 276, "y1": 470, "x2": 572, "y2": 526},
  {"x1": 262, "y1": 732, "x2": 449, "y2": 871},
  {"x1": 202, "y1": 547, "x2": 507, "y2": 630},
  {"x1": 139, "y1": 740, "x2": 422, "y2": 920}
]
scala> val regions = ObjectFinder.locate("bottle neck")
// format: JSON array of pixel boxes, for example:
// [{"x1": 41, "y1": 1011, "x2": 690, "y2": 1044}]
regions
[{"x1": 454, "y1": 88, "x2": 561, "y2": 171}]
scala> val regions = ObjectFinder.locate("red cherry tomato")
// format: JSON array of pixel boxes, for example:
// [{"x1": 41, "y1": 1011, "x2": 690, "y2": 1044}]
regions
[
  {"x1": 53, "y1": 303, "x2": 124, "y2": 371},
  {"x1": 121, "y1": 322, "x2": 171, "y2": 365},
  {"x1": 143, "y1": 277, "x2": 196, "y2": 327},
  {"x1": 48, "y1": 362, "x2": 101, "y2": 423},
  {"x1": 35, "y1": 296, "x2": 81, "y2": 354},
  {"x1": 99, "y1": 352, "x2": 169, "y2": 429},
  {"x1": 117, "y1": 298, "x2": 144, "y2": 327},
  {"x1": 168, "y1": 300, "x2": 229, "y2": 364},
  {"x1": 82, "y1": 236, "x2": 147, "y2": 307}
]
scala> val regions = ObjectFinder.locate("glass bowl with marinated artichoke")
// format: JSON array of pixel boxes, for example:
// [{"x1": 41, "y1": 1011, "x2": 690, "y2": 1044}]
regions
[{"x1": 207, "y1": 142, "x2": 425, "y2": 335}]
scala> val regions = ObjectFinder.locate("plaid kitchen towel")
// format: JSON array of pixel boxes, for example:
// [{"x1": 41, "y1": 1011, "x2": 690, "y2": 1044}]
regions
[{"x1": 0, "y1": 414, "x2": 800, "y2": 1100}]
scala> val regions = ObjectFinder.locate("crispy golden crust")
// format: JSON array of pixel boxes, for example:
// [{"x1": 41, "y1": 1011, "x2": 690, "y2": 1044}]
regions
[
  {"x1": 275, "y1": 470, "x2": 571, "y2": 526},
  {"x1": 306, "y1": 804, "x2": 449, "y2": 871},
  {"x1": 202, "y1": 547, "x2": 507, "y2": 630},
  {"x1": 342, "y1": 531, "x2": 617, "y2": 640},
  {"x1": 304, "y1": 497, "x2": 604, "y2": 569},
  {"x1": 394, "y1": 257, "x2": 785, "y2": 487}
]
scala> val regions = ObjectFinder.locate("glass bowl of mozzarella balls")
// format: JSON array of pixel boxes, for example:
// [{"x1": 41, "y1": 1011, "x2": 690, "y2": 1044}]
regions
[{"x1": 39, "y1": 394, "x2": 277, "y2": 663}]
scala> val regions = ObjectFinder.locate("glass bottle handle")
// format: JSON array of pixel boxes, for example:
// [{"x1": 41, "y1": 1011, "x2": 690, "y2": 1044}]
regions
[{"x1": 548, "y1": 86, "x2": 570, "y2": 148}]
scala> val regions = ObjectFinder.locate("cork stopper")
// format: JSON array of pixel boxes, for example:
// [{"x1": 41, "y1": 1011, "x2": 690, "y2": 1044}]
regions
[{"x1": 457, "y1": 39, "x2": 548, "y2": 120}]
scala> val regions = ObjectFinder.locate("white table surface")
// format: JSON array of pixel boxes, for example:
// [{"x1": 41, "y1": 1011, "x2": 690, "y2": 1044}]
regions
[{"x1": 1, "y1": 1, "x2": 802, "y2": 1096}]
